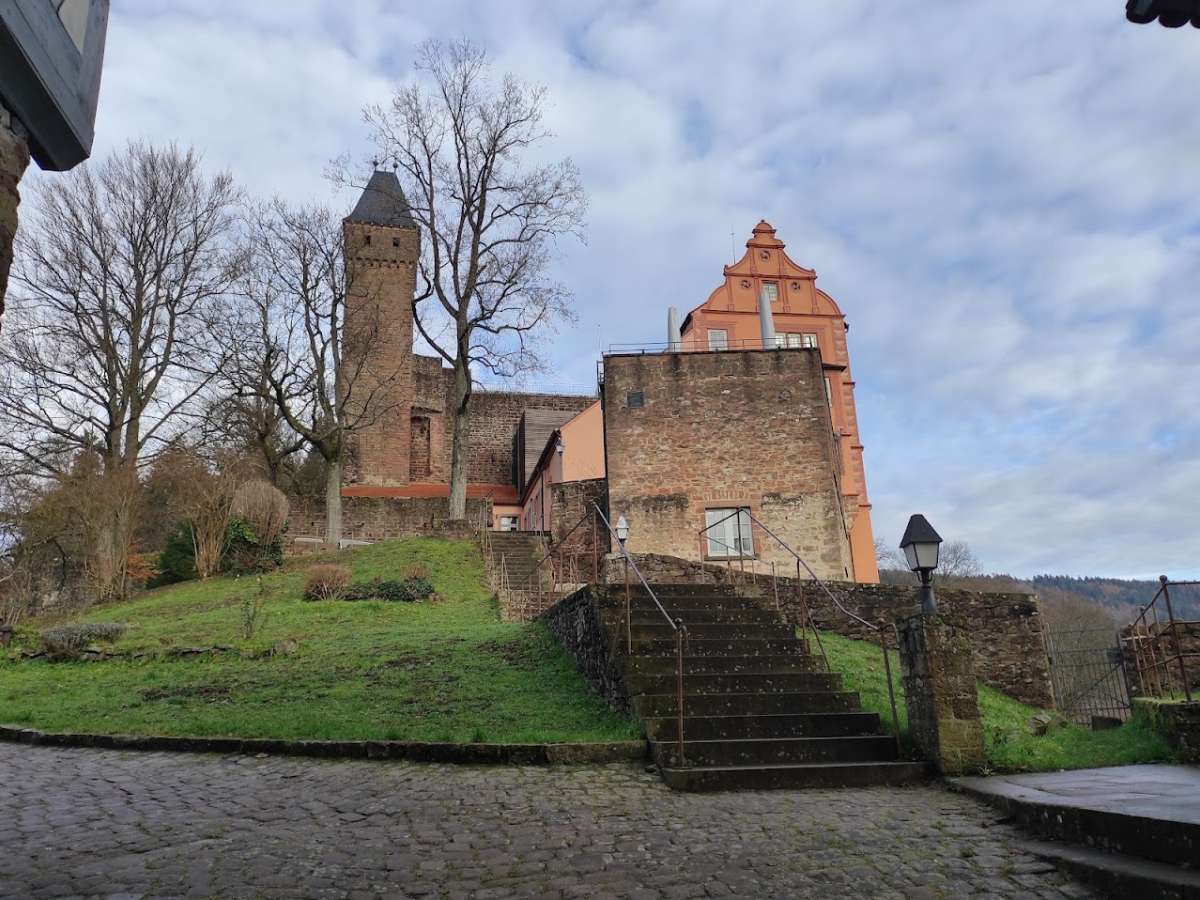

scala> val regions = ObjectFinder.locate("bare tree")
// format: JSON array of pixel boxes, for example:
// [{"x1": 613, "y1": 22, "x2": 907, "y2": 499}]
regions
[
  {"x1": 357, "y1": 39, "x2": 586, "y2": 519},
  {"x1": 0, "y1": 142, "x2": 241, "y2": 599},
  {"x1": 939, "y1": 540, "x2": 981, "y2": 579},
  {"x1": 227, "y1": 200, "x2": 404, "y2": 544}
]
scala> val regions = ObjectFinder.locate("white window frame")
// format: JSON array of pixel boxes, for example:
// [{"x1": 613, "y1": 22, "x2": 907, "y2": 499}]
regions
[
  {"x1": 708, "y1": 328, "x2": 728, "y2": 351},
  {"x1": 499, "y1": 516, "x2": 519, "y2": 532},
  {"x1": 704, "y1": 507, "x2": 753, "y2": 559},
  {"x1": 801, "y1": 333, "x2": 819, "y2": 349}
]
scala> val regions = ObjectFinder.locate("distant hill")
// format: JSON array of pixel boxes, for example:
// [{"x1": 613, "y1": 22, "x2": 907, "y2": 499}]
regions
[{"x1": 879, "y1": 569, "x2": 1199, "y2": 631}]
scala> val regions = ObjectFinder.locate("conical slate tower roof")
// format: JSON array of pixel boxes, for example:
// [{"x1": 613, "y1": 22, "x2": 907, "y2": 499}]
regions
[{"x1": 346, "y1": 170, "x2": 416, "y2": 228}]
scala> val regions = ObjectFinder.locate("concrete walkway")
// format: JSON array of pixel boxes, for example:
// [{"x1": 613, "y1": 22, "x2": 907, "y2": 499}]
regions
[
  {"x1": 952, "y1": 764, "x2": 1200, "y2": 828},
  {"x1": 951, "y1": 764, "x2": 1200, "y2": 893}
]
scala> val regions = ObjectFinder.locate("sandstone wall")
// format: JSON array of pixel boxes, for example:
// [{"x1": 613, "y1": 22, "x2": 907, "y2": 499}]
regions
[
  {"x1": 287, "y1": 495, "x2": 491, "y2": 547},
  {"x1": 1121, "y1": 620, "x2": 1200, "y2": 699},
  {"x1": 602, "y1": 349, "x2": 853, "y2": 581},
  {"x1": 607, "y1": 552, "x2": 1054, "y2": 708},
  {"x1": 541, "y1": 586, "x2": 630, "y2": 715}
]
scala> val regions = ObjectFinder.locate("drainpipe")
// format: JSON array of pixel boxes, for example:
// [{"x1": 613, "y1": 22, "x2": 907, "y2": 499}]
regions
[
  {"x1": 667, "y1": 306, "x2": 682, "y2": 352},
  {"x1": 758, "y1": 289, "x2": 777, "y2": 348}
]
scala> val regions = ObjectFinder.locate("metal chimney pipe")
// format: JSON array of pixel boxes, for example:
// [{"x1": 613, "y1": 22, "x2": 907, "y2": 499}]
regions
[
  {"x1": 667, "y1": 306, "x2": 682, "y2": 352},
  {"x1": 758, "y1": 288, "x2": 777, "y2": 348}
]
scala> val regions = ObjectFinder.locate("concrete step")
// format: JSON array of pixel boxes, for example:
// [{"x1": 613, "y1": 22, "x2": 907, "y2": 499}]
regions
[
  {"x1": 644, "y1": 711, "x2": 884, "y2": 742},
  {"x1": 651, "y1": 734, "x2": 899, "y2": 768},
  {"x1": 633, "y1": 690, "x2": 860, "y2": 718},
  {"x1": 1014, "y1": 839, "x2": 1200, "y2": 900},
  {"x1": 624, "y1": 655, "x2": 823, "y2": 676},
  {"x1": 630, "y1": 638, "x2": 810, "y2": 657},
  {"x1": 626, "y1": 671, "x2": 843, "y2": 696},
  {"x1": 659, "y1": 760, "x2": 931, "y2": 792},
  {"x1": 604, "y1": 607, "x2": 780, "y2": 626},
  {"x1": 625, "y1": 623, "x2": 796, "y2": 642}
]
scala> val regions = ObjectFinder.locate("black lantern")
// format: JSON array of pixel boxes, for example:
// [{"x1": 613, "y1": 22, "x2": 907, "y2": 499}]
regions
[{"x1": 899, "y1": 514, "x2": 942, "y2": 615}]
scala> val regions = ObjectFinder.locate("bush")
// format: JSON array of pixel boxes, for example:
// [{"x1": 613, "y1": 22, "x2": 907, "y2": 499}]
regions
[
  {"x1": 151, "y1": 524, "x2": 198, "y2": 587},
  {"x1": 224, "y1": 517, "x2": 284, "y2": 575},
  {"x1": 303, "y1": 564, "x2": 351, "y2": 601},
  {"x1": 40, "y1": 622, "x2": 128, "y2": 659},
  {"x1": 341, "y1": 576, "x2": 434, "y2": 603}
]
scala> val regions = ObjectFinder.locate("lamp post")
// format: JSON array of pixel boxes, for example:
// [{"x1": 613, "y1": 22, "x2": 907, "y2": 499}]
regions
[
  {"x1": 616, "y1": 516, "x2": 631, "y2": 651},
  {"x1": 900, "y1": 514, "x2": 943, "y2": 616}
]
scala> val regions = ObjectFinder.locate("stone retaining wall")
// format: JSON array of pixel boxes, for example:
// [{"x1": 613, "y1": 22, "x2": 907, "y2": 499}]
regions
[
  {"x1": 286, "y1": 496, "x2": 491, "y2": 549},
  {"x1": 1131, "y1": 698, "x2": 1200, "y2": 763},
  {"x1": 1120, "y1": 621, "x2": 1200, "y2": 699},
  {"x1": 606, "y1": 552, "x2": 1054, "y2": 708},
  {"x1": 541, "y1": 586, "x2": 629, "y2": 716}
]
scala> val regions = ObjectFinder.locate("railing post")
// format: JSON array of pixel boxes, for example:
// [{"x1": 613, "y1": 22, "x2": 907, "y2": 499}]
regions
[
  {"x1": 880, "y1": 627, "x2": 901, "y2": 743},
  {"x1": 675, "y1": 622, "x2": 686, "y2": 767},
  {"x1": 624, "y1": 554, "x2": 632, "y2": 655},
  {"x1": 771, "y1": 562, "x2": 780, "y2": 612},
  {"x1": 1161, "y1": 576, "x2": 1192, "y2": 701},
  {"x1": 591, "y1": 514, "x2": 599, "y2": 583}
]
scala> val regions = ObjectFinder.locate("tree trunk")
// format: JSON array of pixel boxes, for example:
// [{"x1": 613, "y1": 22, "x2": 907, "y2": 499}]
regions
[
  {"x1": 448, "y1": 360, "x2": 471, "y2": 521},
  {"x1": 325, "y1": 456, "x2": 343, "y2": 547}
]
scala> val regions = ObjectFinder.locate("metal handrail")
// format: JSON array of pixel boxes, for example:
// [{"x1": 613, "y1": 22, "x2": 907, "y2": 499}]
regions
[
  {"x1": 593, "y1": 502, "x2": 689, "y2": 768},
  {"x1": 1126, "y1": 577, "x2": 1197, "y2": 702},
  {"x1": 698, "y1": 510, "x2": 902, "y2": 744}
]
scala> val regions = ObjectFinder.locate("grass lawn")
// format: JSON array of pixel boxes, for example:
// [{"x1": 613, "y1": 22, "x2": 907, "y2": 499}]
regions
[
  {"x1": 0, "y1": 538, "x2": 640, "y2": 745},
  {"x1": 817, "y1": 629, "x2": 1175, "y2": 773}
]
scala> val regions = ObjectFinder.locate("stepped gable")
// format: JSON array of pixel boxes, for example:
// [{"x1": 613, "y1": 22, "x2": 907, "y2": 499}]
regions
[{"x1": 545, "y1": 581, "x2": 930, "y2": 791}]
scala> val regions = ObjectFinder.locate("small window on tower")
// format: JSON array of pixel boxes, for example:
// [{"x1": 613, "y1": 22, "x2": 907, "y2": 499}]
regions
[
  {"x1": 627, "y1": 391, "x2": 645, "y2": 409},
  {"x1": 364, "y1": 234, "x2": 372, "y2": 246},
  {"x1": 392, "y1": 237, "x2": 400, "y2": 248}
]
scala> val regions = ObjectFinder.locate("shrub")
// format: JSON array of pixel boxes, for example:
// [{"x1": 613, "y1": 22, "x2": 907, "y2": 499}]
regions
[
  {"x1": 341, "y1": 576, "x2": 434, "y2": 603},
  {"x1": 40, "y1": 622, "x2": 128, "y2": 659},
  {"x1": 303, "y1": 564, "x2": 351, "y2": 601},
  {"x1": 151, "y1": 524, "x2": 198, "y2": 587},
  {"x1": 224, "y1": 517, "x2": 284, "y2": 575},
  {"x1": 229, "y1": 482, "x2": 289, "y2": 573}
]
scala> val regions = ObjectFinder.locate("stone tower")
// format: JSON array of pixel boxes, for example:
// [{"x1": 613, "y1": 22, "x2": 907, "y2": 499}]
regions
[{"x1": 342, "y1": 170, "x2": 419, "y2": 486}]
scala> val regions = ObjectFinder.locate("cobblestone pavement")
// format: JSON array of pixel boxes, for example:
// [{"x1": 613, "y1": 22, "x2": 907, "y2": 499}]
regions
[{"x1": 0, "y1": 745, "x2": 1094, "y2": 899}]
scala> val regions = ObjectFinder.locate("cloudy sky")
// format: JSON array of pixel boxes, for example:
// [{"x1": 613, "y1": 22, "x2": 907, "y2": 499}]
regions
[{"x1": 82, "y1": 1, "x2": 1200, "y2": 579}]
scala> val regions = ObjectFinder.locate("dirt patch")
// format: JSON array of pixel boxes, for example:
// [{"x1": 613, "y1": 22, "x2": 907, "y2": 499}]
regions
[
  {"x1": 140, "y1": 684, "x2": 232, "y2": 703},
  {"x1": 478, "y1": 638, "x2": 543, "y2": 672}
]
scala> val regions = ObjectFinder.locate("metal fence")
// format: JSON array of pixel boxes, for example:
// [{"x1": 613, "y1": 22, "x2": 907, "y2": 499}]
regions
[{"x1": 1044, "y1": 626, "x2": 1131, "y2": 725}]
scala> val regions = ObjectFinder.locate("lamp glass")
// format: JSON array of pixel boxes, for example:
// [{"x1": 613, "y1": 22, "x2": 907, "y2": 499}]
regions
[
  {"x1": 904, "y1": 540, "x2": 940, "y2": 572},
  {"x1": 616, "y1": 515, "x2": 629, "y2": 543}
]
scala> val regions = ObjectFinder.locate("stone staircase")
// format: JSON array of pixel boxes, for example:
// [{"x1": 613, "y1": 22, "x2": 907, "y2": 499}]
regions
[
  {"x1": 484, "y1": 531, "x2": 549, "y2": 592},
  {"x1": 599, "y1": 582, "x2": 929, "y2": 791}
]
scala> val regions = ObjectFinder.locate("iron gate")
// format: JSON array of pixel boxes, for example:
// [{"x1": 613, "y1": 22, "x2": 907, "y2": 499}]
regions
[{"x1": 1044, "y1": 627, "x2": 1132, "y2": 725}]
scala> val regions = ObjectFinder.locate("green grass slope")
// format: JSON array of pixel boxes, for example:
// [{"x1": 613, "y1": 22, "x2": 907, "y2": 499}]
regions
[
  {"x1": 0, "y1": 538, "x2": 639, "y2": 744},
  {"x1": 817, "y1": 629, "x2": 1173, "y2": 773}
]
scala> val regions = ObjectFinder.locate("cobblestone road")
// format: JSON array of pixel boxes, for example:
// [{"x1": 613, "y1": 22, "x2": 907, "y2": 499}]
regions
[{"x1": 0, "y1": 745, "x2": 1093, "y2": 899}]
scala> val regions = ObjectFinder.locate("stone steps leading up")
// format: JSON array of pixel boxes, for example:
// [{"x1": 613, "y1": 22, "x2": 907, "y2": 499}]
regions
[
  {"x1": 651, "y1": 734, "x2": 900, "y2": 768},
  {"x1": 643, "y1": 711, "x2": 884, "y2": 742},
  {"x1": 597, "y1": 581, "x2": 927, "y2": 792}
]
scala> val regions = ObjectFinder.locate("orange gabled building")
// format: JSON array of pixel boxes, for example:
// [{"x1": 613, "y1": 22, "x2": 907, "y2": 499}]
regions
[{"x1": 676, "y1": 221, "x2": 879, "y2": 582}]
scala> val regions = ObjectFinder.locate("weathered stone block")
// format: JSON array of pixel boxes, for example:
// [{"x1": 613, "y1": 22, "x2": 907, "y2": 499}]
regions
[{"x1": 897, "y1": 612, "x2": 986, "y2": 776}]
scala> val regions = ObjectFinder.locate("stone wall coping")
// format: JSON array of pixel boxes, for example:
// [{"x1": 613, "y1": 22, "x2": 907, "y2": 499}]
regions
[{"x1": 0, "y1": 725, "x2": 647, "y2": 765}]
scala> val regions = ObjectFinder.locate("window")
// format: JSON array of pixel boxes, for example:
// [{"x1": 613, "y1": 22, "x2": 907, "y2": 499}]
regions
[
  {"x1": 761, "y1": 282, "x2": 779, "y2": 306},
  {"x1": 364, "y1": 234, "x2": 372, "y2": 246},
  {"x1": 705, "y1": 508, "x2": 753, "y2": 558},
  {"x1": 784, "y1": 333, "x2": 802, "y2": 348},
  {"x1": 824, "y1": 377, "x2": 834, "y2": 408},
  {"x1": 708, "y1": 328, "x2": 728, "y2": 351},
  {"x1": 627, "y1": 391, "x2": 644, "y2": 408},
  {"x1": 392, "y1": 237, "x2": 400, "y2": 248},
  {"x1": 499, "y1": 516, "x2": 519, "y2": 532},
  {"x1": 802, "y1": 333, "x2": 818, "y2": 348}
]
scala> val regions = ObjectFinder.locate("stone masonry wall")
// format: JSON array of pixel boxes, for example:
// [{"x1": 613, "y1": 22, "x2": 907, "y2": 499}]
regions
[
  {"x1": 606, "y1": 552, "x2": 1054, "y2": 708},
  {"x1": 541, "y1": 586, "x2": 630, "y2": 716},
  {"x1": 602, "y1": 349, "x2": 852, "y2": 581},
  {"x1": 549, "y1": 478, "x2": 611, "y2": 583},
  {"x1": 287, "y1": 495, "x2": 491, "y2": 547},
  {"x1": 0, "y1": 106, "x2": 31, "y2": 321}
]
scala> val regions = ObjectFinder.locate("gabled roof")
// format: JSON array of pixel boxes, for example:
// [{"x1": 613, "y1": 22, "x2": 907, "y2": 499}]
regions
[{"x1": 345, "y1": 170, "x2": 417, "y2": 229}]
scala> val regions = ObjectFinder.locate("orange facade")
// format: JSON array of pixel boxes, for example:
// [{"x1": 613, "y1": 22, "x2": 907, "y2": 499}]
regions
[{"x1": 678, "y1": 221, "x2": 879, "y2": 582}]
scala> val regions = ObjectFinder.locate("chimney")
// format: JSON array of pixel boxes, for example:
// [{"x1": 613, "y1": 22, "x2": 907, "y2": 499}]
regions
[
  {"x1": 667, "y1": 306, "x2": 682, "y2": 352},
  {"x1": 758, "y1": 288, "x2": 777, "y2": 348}
]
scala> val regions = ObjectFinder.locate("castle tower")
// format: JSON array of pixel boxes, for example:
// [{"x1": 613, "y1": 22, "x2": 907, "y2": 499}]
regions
[{"x1": 341, "y1": 170, "x2": 419, "y2": 486}]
